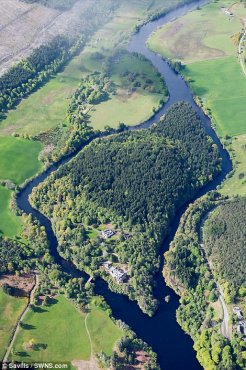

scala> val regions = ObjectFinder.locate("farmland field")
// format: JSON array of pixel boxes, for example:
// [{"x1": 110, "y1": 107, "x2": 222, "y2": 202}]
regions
[
  {"x1": 148, "y1": 0, "x2": 246, "y2": 196},
  {"x1": 0, "y1": 287, "x2": 27, "y2": 360},
  {"x1": 10, "y1": 295, "x2": 122, "y2": 363}
]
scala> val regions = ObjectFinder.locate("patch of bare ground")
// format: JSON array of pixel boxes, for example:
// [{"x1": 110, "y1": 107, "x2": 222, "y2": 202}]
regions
[
  {"x1": 115, "y1": 350, "x2": 151, "y2": 369},
  {"x1": 116, "y1": 88, "x2": 140, "y2": 102},
  {"x1": 0, "y1": 273, "x2": 35, "y2": 296},
  {"x1": 72, "y1": 358, "x2": 100, "y2": 370},
  {"x1": 0, "y1": 0, "x2": 95, "y2": 76}
]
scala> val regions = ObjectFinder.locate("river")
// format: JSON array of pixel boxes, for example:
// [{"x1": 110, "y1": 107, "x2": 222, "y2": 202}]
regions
[{"x1": 16, "y1": 1, "x2": 232, "y2": 369}]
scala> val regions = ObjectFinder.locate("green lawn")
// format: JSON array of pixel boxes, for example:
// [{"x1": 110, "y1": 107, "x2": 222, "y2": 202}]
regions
[
  {"x1": 0, "y1": 287, "x2": 27, "y2": 360},
  {"x1": 0, "y1": 186, "x2": 21, "y2": 236},
  {"x1": 148, "y1": 0, "x2": 245, "y2": 63},
  {"x1": 11, "y1": 295, "x2": 122, "y2": 363},
  {"x1": 0, "y1": 136, "x2": 43, "y2": 185}
]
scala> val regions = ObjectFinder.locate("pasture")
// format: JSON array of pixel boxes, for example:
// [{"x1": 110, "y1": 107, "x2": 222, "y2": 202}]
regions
[
  {"x1": 0, "y1": 287, "x2": 27, "y2": 360},
  {"x1": 0, "y1": 137, "x2": 43, "y2": 185},
  {"x1": 0, "y1": 186, "x2": 21, "y2": 236},
  {"x1": 10, "y1": 295, "x2": 122, "y2": 363},
  {"x1": 148, "y1": 0, "x2": 245, "y2": 63},
  {"x1": 183, "y1": 56, "x2": 246, "y2": 137}
]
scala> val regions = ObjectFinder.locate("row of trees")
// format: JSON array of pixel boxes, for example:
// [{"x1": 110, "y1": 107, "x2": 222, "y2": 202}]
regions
[
  {"x1": 31, "y1": 102, "x2": 221, "y2": 315},
  {"x1": 0, "y1": 36, "x2": 85, "y2": 113}
]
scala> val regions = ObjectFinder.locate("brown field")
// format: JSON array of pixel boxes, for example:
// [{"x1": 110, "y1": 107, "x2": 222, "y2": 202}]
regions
[
  {"x1": 0, "y1": 0, "x2": 95, "y2": 76},
  {"x1": 0, "y1": 273, "x2": 35, "y2": 296}
]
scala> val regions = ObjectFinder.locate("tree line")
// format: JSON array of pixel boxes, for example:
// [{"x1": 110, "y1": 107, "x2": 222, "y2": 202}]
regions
[{"x1": 0, "y1": 36, "x2": 85, "y2": 114}]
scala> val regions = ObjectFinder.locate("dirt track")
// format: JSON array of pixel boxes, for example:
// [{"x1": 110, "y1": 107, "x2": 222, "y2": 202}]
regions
[{"x1": 0, "y1": 0, "x2": 95, "y2": 76}]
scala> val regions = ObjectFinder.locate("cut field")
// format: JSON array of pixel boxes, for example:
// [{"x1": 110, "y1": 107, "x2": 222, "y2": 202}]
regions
[
  {"x1": 0, "y1": 0, "x2": 96, "y2": 76},
  {"x1": 0, "y1": 287, "x2": 27, "y2": 360},
  {"x1": 148, "y1": 0, "x2": 245, "y2": 63},
  {"x1": 0, "y1": 186, "x2": 21, "y2": 236},
  {"x1": 0, "y1": 136, "x2": 43, "y2": 184},
  {"x1": 10, "y1": 295, "x2": 122, "y2": 363}
]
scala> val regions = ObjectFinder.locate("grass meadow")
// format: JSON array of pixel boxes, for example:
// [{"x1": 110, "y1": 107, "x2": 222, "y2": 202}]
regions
[
  {"x1": 0, "y1": 287, "x2": 27, "y2": 360},
  {"x1": 0, "y1": 137, "x2": 43, "y2": 185},
  {"x1": 11, "y1": 295, "x2": 122, "y2": 363}
]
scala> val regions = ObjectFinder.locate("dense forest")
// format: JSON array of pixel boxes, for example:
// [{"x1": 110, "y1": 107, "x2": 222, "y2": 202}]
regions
[
  {"x1": 31, "y1": 102, "x2": 221, "y2": 315},
  {"x1": 164, "y1": 193, "x2": 246, "y2": 370},
  {"x1": 203, "y1": 198, "x2": 246, "y2": 297}
]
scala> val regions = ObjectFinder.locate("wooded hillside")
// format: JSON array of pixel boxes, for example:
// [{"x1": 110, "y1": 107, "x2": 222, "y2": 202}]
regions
[
  {"x1": 31, "y1": 102, "x2": 221, "y2": 315},
  {"x1": 203, "y1": 198, "x2": 246, "y2": 295}
]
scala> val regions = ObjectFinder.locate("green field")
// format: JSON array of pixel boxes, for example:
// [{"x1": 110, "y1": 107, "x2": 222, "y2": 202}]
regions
[
  {"x1": 0, "y1": 186, "x2": 21, "y2": 236},
  {"x1": 87, "y1": 302, "x2": 122, "y2": 356},
  {"x1": 11, "y1": 295, "x2": 122, "y2": 363},
  {"x1": 182, "y1": 56, "x2": 246, "y2": 137},
  {"x1": 0, "y1": 287, "x2": 27, "y2": 360},
  {"x1": 148, "y1": 0, "x2": 245, "y2": 63},
  {"x1": 0, "y1": 136, "x2": 43, "y2": 185}
]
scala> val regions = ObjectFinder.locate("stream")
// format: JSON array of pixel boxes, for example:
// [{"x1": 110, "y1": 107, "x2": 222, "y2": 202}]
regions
[{"x1": 16, "y1": 1, "x2": 232, "y2": 369}]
